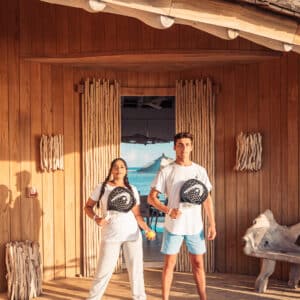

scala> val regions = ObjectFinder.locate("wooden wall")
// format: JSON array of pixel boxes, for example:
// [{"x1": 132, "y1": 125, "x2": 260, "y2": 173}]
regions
[
  {"x1": 0, "y1": 0, "x2": 300, "y2": 291},
  {"x1": 0, "y1": 1, "x2": 82, "y2": 290}
]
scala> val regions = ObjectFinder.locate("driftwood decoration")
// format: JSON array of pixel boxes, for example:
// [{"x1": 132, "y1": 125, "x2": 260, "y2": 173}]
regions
[
  {"x1": 5, "y1": 241, "x2": 42, "y2": 300},
  {"x1": 234, "y1": 132, "x2": 262, "y2": 171},
  {"x1": 243, "y1": 209, "x2": 300, "y2": 256},
  {"x1": 243, "y1": 210, "x2": 300, "y2": 293},
  {"x1": 40, "y1": 134, "x2": 64, "y2": 171},
  {"x1": 81, "y1": 78, "x2": 120, "y2": 277},
  {"x1": 176, "y1": 78, "x2": 216, "y2": 273}
]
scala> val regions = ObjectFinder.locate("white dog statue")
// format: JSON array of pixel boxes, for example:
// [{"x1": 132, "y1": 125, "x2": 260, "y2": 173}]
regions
[
  {"x1": 243, "y1": 210, "x2": 300, "y2": 293},
  {"x1": 243, "y1": 209, "x2": 300, "y2": 255}
]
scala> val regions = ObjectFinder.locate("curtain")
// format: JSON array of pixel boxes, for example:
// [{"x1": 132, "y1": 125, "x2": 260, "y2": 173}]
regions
[
  {"x1": 175, "y1": 78, "x2": 216, "y2": 272},
  {"x1": 81, "y1": 78, "x2": 121, "y2": 276}
]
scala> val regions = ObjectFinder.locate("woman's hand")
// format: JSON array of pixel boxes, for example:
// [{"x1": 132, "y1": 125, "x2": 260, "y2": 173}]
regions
[
  {"x1": 145, "y1": 230, "x2": 156, "y2": 240},
  {"x1": 95, "y1": 217, "x2": 109, "y2": 227}
]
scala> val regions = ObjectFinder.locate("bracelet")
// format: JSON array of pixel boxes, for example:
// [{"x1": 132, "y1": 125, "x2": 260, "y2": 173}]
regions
[
  {"x1": 93, "y1": 214, "x2": 99, "y2": 221},
  {"x1": 167, "y1": 208, "x2": 173, "y2": 216}
]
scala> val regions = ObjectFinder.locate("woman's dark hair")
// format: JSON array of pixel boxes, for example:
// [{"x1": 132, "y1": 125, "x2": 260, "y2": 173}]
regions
[
  {"x1": 97, "y1": 157, "x2": 132, "y2": 208},
  {"x1": 173, "y1": 132, "x2": 193, "y2": 145}
]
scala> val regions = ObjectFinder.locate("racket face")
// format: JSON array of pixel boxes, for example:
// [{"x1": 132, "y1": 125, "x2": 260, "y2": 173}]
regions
[
  {"x1": 180, "y1": 179, "x2": 208, "y2": 205},
  {"x1": 107, "y1": 186, "x2": 136, "y2": 212}
]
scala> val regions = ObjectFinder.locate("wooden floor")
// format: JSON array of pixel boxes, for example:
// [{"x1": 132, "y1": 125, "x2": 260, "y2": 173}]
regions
[{"x1": 1, "y1": 268, "x2": 300, "y2": 300}]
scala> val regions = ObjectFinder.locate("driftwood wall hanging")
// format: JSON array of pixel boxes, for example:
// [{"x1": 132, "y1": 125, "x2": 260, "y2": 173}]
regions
[
  {"x1": 5, "y1": 241, "x2": 42, "y2": 300},
  {"x1": 40, "y1": 134, "x2": 64, "y2": 171},
  {"x1": 176, "y1": 78, "x2": 216, "y2": 273},
  {"x1": 234, "y1": 132, "x2": 262, "y2": 171},
  {"x1": 81, "y1": 78, "x2": 120, "y2": 277}
]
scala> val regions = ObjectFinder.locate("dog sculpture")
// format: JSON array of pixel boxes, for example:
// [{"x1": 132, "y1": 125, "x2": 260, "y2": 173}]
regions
[
  {"x1": 243, "y1": 210, "x2": 300, "y2": 293},
  {"x1": 243, "y1": 209, "x2": 300, "y2": 255}
]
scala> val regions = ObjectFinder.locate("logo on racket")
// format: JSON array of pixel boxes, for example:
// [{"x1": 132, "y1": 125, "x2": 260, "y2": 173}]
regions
[
  {"x1": 107, "y1": 186, "x2": 136, "y2": 213},
  {"x1": 180, "y1": 179, "x2": 208, "y2": 205}
]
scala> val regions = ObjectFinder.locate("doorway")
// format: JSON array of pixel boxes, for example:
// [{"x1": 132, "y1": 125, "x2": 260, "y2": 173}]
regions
[{"x1": 121, "y1": 95, "x2": 175, "y2": 264}]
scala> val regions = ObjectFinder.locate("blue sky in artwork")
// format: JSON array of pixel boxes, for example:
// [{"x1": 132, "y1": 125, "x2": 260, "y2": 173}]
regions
[{"x1": 121, "y1": 142, "x2": 175, "y2": 168}]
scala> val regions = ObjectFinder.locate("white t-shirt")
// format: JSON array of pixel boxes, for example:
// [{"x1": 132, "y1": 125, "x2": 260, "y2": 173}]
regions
[
  {"x1": 151, "y1": 162, "x2": 212, "y2": 235},
  {"x1": 90, "y1": 183, "x2": 140, "y2": 242}
]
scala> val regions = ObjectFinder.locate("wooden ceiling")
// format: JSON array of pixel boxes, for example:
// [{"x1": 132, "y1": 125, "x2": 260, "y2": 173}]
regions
[
  {"x1": 40, "y1": 0, "x2": 300, "y2": 54},
  {"x1": 25, "y1": 50, "x2": 280, "y2": 71}
]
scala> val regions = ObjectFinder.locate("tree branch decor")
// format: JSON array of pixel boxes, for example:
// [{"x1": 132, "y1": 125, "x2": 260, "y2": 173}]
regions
[
  {"x1": 6, "y1": 241, "x2": 42, "y2": 300},
  {"x1": 234, "y1": 132, "x2": 262, "y2": 171},
  {"x1": 40, "y1": 134, "x2": 64, "y2": 171}
]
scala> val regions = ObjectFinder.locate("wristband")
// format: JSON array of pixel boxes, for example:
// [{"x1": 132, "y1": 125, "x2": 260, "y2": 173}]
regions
[{"x1": 104, "y1": 213, "x2": 111, "y2": 221}]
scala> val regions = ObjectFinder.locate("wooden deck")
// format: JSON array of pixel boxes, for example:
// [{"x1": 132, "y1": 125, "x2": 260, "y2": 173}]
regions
[{"x1": 1, "y1": 268, "x2": 299, "y2": 300}]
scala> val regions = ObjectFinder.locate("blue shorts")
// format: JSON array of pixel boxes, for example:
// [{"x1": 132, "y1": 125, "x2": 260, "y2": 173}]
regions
[{"x1": 161, "y1": 229, "x2": 206, "y2": 255}]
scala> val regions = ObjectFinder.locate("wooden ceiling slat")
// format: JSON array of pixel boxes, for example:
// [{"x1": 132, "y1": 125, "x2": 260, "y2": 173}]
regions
[{"x1": 23, "y1": 49, "x2": 280, "y2": 71}]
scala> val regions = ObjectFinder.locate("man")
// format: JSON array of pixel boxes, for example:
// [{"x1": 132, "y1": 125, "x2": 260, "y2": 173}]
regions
[{"x1": 148, "y1": 132, "x2": 216, "y2": 300}]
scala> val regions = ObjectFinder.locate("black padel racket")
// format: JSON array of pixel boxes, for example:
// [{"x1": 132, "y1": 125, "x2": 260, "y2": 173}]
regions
[{"x1": 180, "y1": 179, "x2": 208, "y2": 205}]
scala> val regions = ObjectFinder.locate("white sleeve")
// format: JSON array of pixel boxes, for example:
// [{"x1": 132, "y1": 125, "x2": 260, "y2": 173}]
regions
[
  {"x1": 131, "y1": 185, "x2": 140, "y2": 205},
  {"x1": 201, "y1": 168, "x2": 212, "y2": 192},
  {"x1": 151, "y1": 170, "x2": 166, "y2": 194},
  {"x1": 90, "y1": 183, "x2": 102, "y2": 201}
]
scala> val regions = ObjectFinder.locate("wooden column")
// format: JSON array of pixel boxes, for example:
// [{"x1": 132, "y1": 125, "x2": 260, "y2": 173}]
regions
[{"x1": 81, "y1": 78, "x2": 121, "y2": 277}]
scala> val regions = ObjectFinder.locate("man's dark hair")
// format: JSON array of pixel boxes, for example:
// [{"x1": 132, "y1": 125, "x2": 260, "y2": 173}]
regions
[{"x1": 174, "y1": 132, "x2": 193, "y2": 145}]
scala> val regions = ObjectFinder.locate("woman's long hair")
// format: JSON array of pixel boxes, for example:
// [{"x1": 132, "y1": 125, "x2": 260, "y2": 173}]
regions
[{"x1": 97, "y1": 157, "x2": 132, "y2": 208}]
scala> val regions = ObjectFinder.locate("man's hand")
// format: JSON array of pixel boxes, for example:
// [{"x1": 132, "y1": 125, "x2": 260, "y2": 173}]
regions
[
  {"x1": 169, "y1": 208, "x2": 182, "y2": 219},
  {"x1": 207, "y1": 224, "x2": 216, "y2": 240}
]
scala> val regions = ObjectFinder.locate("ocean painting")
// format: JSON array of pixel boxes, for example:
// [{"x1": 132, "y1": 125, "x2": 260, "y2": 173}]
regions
[
  {"x1": 122, "y1": 143, "x2": 174, "y2": 233},
  {"x1": 127, "y1": 168, "x2": 156, "y2": 196},
  {"x1": 121, "y1": 142, "x2": 174, "y2": 195}
]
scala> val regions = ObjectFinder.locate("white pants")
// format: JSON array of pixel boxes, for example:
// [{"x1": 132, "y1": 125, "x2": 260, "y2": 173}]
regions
[{"x1": 87, "y1": 232, "x2": 146, "y2": 300}]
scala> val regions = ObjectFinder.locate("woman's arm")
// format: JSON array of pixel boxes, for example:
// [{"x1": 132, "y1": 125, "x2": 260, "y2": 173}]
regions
[
  {"x1": 132, "y1": 205, "x2": 156, "y2": 240},
  {"x1": 84, "y1": 198, "x2": 109, "y2": 227}
]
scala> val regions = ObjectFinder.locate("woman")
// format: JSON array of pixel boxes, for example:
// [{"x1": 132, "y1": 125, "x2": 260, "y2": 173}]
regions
[{"x1": 84, "y1": 158, "x2": 155, "y2": 300}]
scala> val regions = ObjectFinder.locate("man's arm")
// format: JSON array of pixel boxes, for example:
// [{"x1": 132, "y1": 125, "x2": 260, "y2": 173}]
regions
[
  {"x1": 202, "y1": 194, "x2": 216, "y2": 240},
  {"x1": 148, "y1": 188, "x2": 169, "y2": 214},
  {"x1": 148, "y1": 188, "x2": 181, "y2": 219}
]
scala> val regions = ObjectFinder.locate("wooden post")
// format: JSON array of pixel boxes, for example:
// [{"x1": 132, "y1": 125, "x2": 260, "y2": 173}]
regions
[
  {"x1": 81, "y1": 78, "x2": 121, "y2": 277},
  {"x1": 288, "y1": 263, "x2": 300, "y2": 289},
  {"x1": 175, "y1": 78, "x2": 216, "y2": 272},
  {"x1": 254, "y1": 259, "x2": 276, "y2": 293}
]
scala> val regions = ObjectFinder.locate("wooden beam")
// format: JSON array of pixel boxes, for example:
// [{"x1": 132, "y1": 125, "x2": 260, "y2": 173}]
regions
[
  {"x1": 40, "y1": 0, "x2": 106, "y2": 12},
  {"x1": 104, "y1": 5, "x2": 175, "y2": 29},
  {"x1": 23, "y1": 49, "x2": 280, "y2": 71},
  {"x1": 240, "y1": 32, "x2": 294, "y2": 52},
  {"x1": 41, "y1": 0, "x2": 174, "y2": 29},
  {"x1": 177, "y1": 19, "x2": 239, "y2": 40},
  {"x1": 100, "y1": 0, "x2": 300, "y2": 45},
  {"x1": 40, "y1": 0, "x2": 300, "y2": 51},
  {"x1": 291, "y1": 45, "x2": 300, "y2": 55},
  {"x1": 121, "y1": 87, "x2": 175, "y2": 96}
]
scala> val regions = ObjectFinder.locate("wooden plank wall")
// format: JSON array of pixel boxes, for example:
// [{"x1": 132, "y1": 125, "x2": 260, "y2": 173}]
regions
[
  {"x1": 0, "y1": 0, "x2": 300, "y2": 291},
  {"x1": 0, "y1": 1, "x2": 82, "y2": 291}
]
